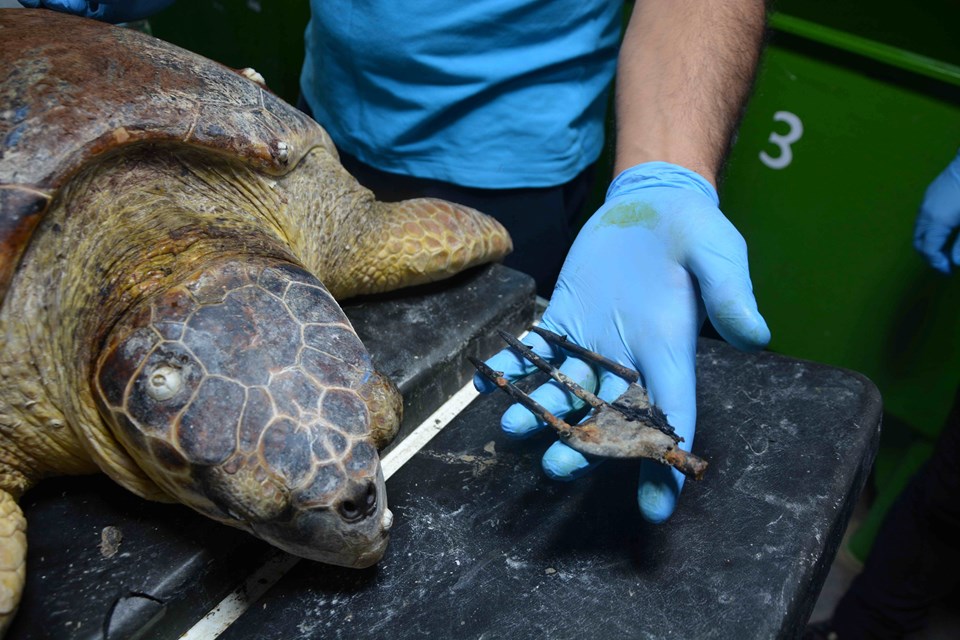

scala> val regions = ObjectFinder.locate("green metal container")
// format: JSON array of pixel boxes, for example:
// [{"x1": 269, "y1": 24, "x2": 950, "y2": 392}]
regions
[
  {"x1": 150, "y1": 2, "x2": 309, "y2": 105},
  {"x1": 719, "y1": 1, "x2": 960, "y2": 558}
]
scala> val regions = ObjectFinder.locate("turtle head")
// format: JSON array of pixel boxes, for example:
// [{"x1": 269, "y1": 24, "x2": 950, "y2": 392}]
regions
[{"x1": 92, "y1": 258, "x2": 401, "y2": 568}]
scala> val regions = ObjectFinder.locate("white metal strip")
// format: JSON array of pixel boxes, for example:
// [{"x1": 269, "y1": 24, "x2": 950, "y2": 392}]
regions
[
  {"x1": 380, "y1": 381, "x2": 479, "y2": 478},
  {"x1": 177, "y1": 550, "x2": 300, "y2": 640}
]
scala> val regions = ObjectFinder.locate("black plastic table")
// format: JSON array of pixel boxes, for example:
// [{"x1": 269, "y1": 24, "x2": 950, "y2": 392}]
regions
[{"x1": 8, "y1": 264, "x2": 881, "y2": 640}]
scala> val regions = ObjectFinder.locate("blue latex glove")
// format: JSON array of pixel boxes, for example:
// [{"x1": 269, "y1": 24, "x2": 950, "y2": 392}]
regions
[
  {"x1": 913, "y1": 150, "x2": 960, "y2": 274},
  {"x1": 19, "y1": 0, "x2": 175, "y2": 23},
  {"x1": 475, "y1": 162, "x2": 770, "y2": 523}
]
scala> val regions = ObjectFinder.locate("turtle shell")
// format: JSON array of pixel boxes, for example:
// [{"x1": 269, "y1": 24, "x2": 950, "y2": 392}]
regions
[{"x1": 0, "y1": 9, "x2": 336, "y2": 305}]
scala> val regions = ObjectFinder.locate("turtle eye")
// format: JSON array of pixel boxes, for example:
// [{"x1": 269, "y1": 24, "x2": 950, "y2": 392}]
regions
[{"x1": 146, "y1": 365, "x2": 183, "y2": 401}]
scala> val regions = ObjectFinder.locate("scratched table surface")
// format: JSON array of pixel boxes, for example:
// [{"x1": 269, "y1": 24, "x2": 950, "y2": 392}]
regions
[
  {"x1": 217, "y1": 339, "x2": 882, "y2": 640},
  {"x1": 6, "y1": 264, "x2": 535, "y2": 640}
]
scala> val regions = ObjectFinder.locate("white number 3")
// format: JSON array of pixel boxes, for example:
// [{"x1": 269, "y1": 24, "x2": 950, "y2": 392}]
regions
[{"x1": 759, "y1": 111, "x2": 803, "y2": 170}]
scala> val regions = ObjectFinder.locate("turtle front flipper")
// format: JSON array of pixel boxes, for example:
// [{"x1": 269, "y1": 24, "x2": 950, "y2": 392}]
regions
[
  {"x1": 0, "y1": 491, "x2": 26, "y2": 634},
  {"x1": 325, "y1": 199, "x2": 512, "y2": 299}
]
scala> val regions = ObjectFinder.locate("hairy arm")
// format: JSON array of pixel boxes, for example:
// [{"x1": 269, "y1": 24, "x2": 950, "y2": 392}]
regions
[{"x1": 614, "y1": 0, "x2": 767, "y2": 185}]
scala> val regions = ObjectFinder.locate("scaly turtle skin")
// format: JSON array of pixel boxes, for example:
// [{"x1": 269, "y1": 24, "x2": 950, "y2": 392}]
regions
[{"x1": 0, "y1": 9, "x2": 511, "y2": 631}]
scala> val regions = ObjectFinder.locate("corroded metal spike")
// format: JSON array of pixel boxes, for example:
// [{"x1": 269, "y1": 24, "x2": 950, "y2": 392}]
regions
[
  {"x1": 525, "y1": 327, "x2": 679, "y2": 443},
  {"x1": 530, "y1": 326, "x2": 640, "y2": 383},
  {"x1": 496, "y1": 330, "x2": 605, "y2": 412},
  {"x1": 469, "y1": 357, "x2": 574, "y2": 439},
  {"x1": 471, "y1": 330, "x2": 708, "y2": 480}
]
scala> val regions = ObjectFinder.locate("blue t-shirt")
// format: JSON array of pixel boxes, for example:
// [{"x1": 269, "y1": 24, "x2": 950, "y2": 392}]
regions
[{"x1": 301, "y1": 1, "x2": 622, "y2": 189}]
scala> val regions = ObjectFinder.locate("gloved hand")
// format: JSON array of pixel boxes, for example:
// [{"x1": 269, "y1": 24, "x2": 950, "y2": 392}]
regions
[
  {"x1": 19, "y1": 0, "x2": 175, "y2": 23},
  {"x1": 913, "y1": 150, "x2": 960, "y2": 274},
  {"x1": 475, "y1": 162, "x2": 770, "y2": 523}
]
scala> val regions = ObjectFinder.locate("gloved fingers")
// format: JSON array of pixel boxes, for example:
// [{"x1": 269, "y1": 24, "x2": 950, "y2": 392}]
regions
[
  {"x1": 704, "y1": 275, "x2": 770, "y2": 352},
  {"x1": 595, "y1": 369, "x2": 631, "y2": 404},
  {"x1": 473, "y1": 331, "x2": 554, "y2": 394},
  {"x1": 500, "y1": 356, "x2": 598, "y2": 438},
  {"x1": 640, "y1": 348, "x2": 697, "y2": 446},
  {"x1": 633, "y1": 340, "x2": 697, "y2": 524},
  {"x1": 541, "y1": 440, "x2": 600, "y2": 481},
  {"x1": 45, "y1": 0, "x2": 87, "y2": 12},
  {"x1": 29, "y1": 0, "x2": 177, "y2": 22},
  {"x1": 914, "y1": 222, "x2": 953, "y2": 274},
  {"x1": 637, "y1": 461, "x2": 687, "y2": 524},
  {"x1": 539, "y1": 369, "x2": 629, "y2": 480},
  {"x1": 687, "y1": 232, "x2": 770, "y2": 352},
  {"x1": 952, "y1": 234, "x2": 960, "y2": 270}
]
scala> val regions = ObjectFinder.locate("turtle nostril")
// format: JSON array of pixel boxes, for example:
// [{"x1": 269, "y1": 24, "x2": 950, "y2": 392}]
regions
[
  {"x1": 337, "y1": 481, "x2": 378, "y2": 523},
  {"x1": 339, "y1": 500, "x2": 361, "y2": 521},
  {"x1": 364, "y1": 482, "x2": 377, "y2": 513}
]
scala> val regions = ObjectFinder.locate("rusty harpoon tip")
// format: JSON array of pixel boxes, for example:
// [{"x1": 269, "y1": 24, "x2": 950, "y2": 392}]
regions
[
  {"x1": 665, "y1": 448, "x2": 709, "y2": 481},
  {"x1": 471, "y1": 328, "x2": 712, "y2": 480},
  {"x1": 530, "y1": 326, "x2": 640, "y2": 383}
]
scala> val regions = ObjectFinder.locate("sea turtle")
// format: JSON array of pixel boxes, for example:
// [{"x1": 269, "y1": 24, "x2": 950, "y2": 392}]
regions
[{"x1": 0, "y1": 9, "x2": 511, "y2": 631}]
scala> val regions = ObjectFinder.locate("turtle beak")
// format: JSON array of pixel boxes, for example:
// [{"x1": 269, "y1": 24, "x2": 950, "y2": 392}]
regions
[
  {"x1": 352, "y1": 521, "x2": 392, "y2": 568},
  {"x1": 246, "y1": 466, "x2": 392, "y2": 568}
]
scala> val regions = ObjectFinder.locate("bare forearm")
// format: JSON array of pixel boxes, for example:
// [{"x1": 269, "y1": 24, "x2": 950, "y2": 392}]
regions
[{"x1": 614, "y1": 0, "x2": 766, "y2": 185}]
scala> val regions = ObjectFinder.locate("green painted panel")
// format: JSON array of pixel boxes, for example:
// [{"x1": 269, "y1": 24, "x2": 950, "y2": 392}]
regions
[
  {"x1": 769, "y1": 13, "x2": 960, "y2": 87},
  {"x1": 773, "y1": 0, "x2": 959, "y2": 70},
  {"x1": 720, "y1": 34, "x2": 960, "y2": 439}
]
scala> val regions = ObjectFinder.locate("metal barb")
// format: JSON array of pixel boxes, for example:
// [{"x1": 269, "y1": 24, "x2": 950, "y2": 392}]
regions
[
  {"x1": 468, "y1": 357, "x2": 575, "y2": 439},
  {"x1": 496, "y1": 330, "x2": 606, "y2": 412},
  {"x1": 529, "y1": 326, "x2": 640, "y2": 383},
  {"x1": 526, "y1": 327, "x2": 679, "y2": 443},
  {"x1": 470, "y1": 334, "x2": 708, "y2": 479}
]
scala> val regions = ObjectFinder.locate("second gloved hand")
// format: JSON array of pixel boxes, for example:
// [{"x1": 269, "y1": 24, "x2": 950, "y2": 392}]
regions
[
  {"x1": 19, "y1": 0, "x2": 175, "y2": 23},
  {"x1": 475, "y1": 162, "x2": 770, "y2": 523},
  {"x1": 914, "y1": 150, "x2": 960, "y2": 274}
]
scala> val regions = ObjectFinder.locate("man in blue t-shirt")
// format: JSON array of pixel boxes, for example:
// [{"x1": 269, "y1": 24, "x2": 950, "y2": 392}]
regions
[{"x1": 22, "y1": 0, "x2": 771, "y2": 524}]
